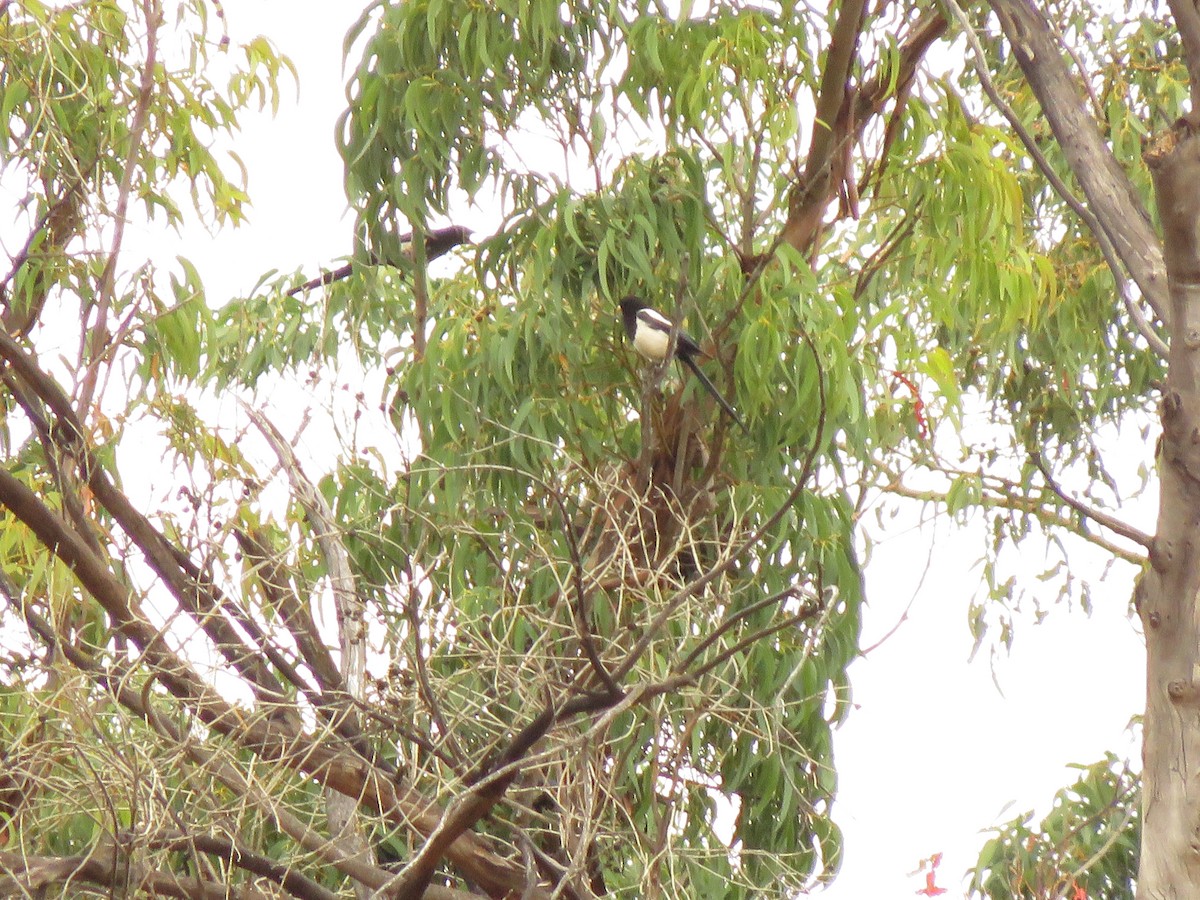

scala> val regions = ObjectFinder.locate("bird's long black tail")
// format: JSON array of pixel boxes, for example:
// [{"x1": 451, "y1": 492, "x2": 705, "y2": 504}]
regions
[{"x1": 681, "y1": 355, "x2": 747, "y2": 434}]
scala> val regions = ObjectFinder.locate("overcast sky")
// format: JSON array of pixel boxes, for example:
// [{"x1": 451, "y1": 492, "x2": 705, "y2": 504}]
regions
[{"x1": 133, "y1": 4, "x2": 1150, "y2": 895}]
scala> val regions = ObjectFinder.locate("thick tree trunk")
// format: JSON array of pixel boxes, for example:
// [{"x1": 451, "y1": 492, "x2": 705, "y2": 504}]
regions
[
  {"x1": 1141, "y1": 123, "x2": 1200, "y2": 898},
  {"x1": 985, "y1": 1, "x2": 1191, "y2": 891}
]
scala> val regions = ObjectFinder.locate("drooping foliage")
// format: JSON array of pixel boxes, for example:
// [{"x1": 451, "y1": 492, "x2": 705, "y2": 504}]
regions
[{"x1": 973, "y1": 754, "x2": 1139, "y2": 898}]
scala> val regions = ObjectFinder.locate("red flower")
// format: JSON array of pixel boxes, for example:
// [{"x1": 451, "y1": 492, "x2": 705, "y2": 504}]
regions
[
  {"x1": 891, "y1": 370, "x2": 928, "y2": 438},
  {"x1": 916, "y1": 871, "x2": 947, "y2": 897}
]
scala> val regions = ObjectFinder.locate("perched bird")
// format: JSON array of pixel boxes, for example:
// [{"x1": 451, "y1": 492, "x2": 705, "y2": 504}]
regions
[
  {"x1": 287, "y1": 225, "x2": 472, "y2": 296},
  {"x1": 619, "y1": 294, "x2": 747, "y2": 433}
]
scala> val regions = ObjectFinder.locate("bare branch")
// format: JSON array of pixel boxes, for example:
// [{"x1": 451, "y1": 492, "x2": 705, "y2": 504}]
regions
[
  {"x1": 78, "y1": 0, "x2": 163, "y2": 417},
  {"x1": 1031, "y1": 451, "x2": 1153, "y2": 550},
  {"x1": 403, "y1": 554, "x2": 467, "y2": 767},
  {"x1": 244, "y1": 405, "x2": 367, "y2": 695},
  {"x1": 806, "y1": 0, "x2": 868, "y2": 181},
  {"x1": 549, "y1": 479, "x2": 622, "y2": 699},
  {"x1": 676, "y1": 585, "x2": 799, "y2": 674},
  {"x1": 233, "y1": 527, "x2": 346, "y2": 694},
  {"x1": 0, "y1": 847, "x2": 263, "y2": 899},
  {"x1": 686, "y1": 605, "x2": 822, "y2": 683},
  {"x1": 0, "y1": 328, "x2": 294, "y2": 696},
  {"x1": 142, "y1": 832, "x2": 338, "y2": 900},
  {"x1": 2, "y1": 456, "x2": 536, "y2": 895},
  {"x1": 885, "y1": 474, "x2": 1147, "y2": 567},
  {"x1": 243, "y1": 405, "x2": 374, "y2": 896},
  {"x1": 855, "y1": 12, "x2": 948, "y2": 192},
  {"x1": 391, "y1": 700, "x2": 558, "y2": 899}
]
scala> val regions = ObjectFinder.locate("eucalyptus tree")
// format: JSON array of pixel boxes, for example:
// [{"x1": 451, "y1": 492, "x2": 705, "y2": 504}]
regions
[{"x1": 0, "y1": 0, "x2": 1192, "y2": 897}]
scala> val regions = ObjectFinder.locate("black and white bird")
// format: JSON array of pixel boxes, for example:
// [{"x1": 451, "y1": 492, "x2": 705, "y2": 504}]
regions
[
  {"x1": 288, "y1": 225, "x2": 472, "y2": 296},
  {"x1": 619, "y1": 295, "x2": 747, "y2": 433}
]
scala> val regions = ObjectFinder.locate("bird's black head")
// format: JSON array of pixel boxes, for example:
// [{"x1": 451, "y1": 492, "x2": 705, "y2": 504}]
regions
[{"x1": 618, "y1": 295, "x2": 649, "y2": 343}]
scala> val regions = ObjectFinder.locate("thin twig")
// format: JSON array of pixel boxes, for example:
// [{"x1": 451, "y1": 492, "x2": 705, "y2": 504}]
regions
[
  {"x1": 687, "y1": 605, "x2": 822, "y2": 682},
  {"x1": 549, "y1": 480, "x2": 621, "y2": 697},
  {"x1": 675, "y1": 586, "x2": 798, "y2": 673},
  {"x1": 78, "y1": 0, "x2": 163, "y2": 417},
  {"x1": 402, "y1": 550, "x2": 466, "y2": 767},
  {"x1": 1051, "y1": 806, "x2": 1137, "y2": 900}
]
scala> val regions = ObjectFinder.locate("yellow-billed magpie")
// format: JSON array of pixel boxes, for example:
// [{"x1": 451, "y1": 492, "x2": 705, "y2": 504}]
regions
[
  {"x1": 288, "y1": 225, "x2": 472, "y2": 296},
  {"x1": 619, "y1": 295, "x2": 747, "y2": 433}
]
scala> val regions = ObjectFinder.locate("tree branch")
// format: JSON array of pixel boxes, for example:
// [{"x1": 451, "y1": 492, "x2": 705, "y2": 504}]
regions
[
  {"x1": 0, "y1": 329, "x2": 301, "y2": 701},
  {"x1": 243, "y1": 405, "x2": 374, "y2": 897},
  {"x1": 0, "y1": 847, "x2": 258, "y2": 899},
  {"x1": 806, "y1": 0, "x2": 868, "y2": 181},
  {"x1": 22, "y1": 609, "x2": 495, "y2": 900},
  {"x1": 78, "y1": 0, "x2": 162, "y2": 418},
  {"x1": 233, "y1": 527, "x2": 347, "y2": 695},
  {"x1": 143, "y1": 831, "x2": 337, "y2": 900},
  {"x1": 777, "y1": 0, "x2": 868, "y2": 257},
  {"x1": 675, "y1": 585, "x2": 799, "y2": 674},
  {"x1": 686, "y1": 604, "x2": 822, "y2": 683},
  {"x1": 390, "y1": 699, "x2": 558, "y2": 899},
  {"x1": 884, "y1": 473, "x2": 1147, "y2": 567},
  {"x1": 402, "y1": 552, "x2": 467, "y2": 768},
  {"x1": 244, "y1": 406, "x2": 367, "y2": 701},
  {"x1": 987, "y1": 0, "x2": 1169, "y2": 327},
  {"x1": 855, "y1": 11, "x2": 948, "y2": 193},
  {"x1": 1, "y1": 450, "x2": 535, "y2": 896},
  {"x1": 549, "y1": 479, "x2": 621, "y2": 698},
  {"x1": 1031, "y1": 451, "x2": 1153, "y2": 550},
  {"x1": 410, "y1": 221, "x2": 431, "y2": 361}
]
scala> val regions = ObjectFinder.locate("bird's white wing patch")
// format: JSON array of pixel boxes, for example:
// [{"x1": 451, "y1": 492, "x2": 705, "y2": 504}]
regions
[{"x1": 638, "y1": 307, "x2": 673, "y2": 330}]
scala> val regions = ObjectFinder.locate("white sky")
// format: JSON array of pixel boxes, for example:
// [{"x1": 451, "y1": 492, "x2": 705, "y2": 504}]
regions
[{"x1": 131, "y1": 3, "x2": 1148, "y2": 895}]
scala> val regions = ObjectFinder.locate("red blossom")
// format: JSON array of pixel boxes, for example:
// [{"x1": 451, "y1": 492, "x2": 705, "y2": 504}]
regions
[
  {"x1": 916, "y1": 871, "x2": 947, "y2": 897},
  {"x1": 891, "y1": 370, "x2": 928, "y2": 438},
  {"x1": 914, "y1": 852, "x2": 948, "y2": 896}
]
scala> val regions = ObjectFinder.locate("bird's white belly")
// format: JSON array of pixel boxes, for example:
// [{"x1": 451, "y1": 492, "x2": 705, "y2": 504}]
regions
[{"x1": 634, "y1": 326, "x2": 671, "y2": 360}]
